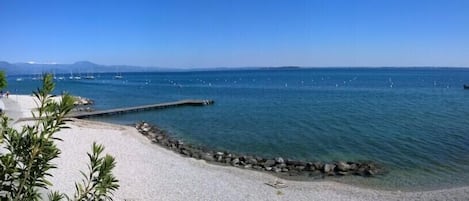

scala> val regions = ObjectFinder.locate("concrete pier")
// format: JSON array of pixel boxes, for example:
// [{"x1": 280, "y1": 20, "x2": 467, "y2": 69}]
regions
[
  {"x1": 70, "y1": 99, "x2": 214, "y2": 118},
  {"x1": 16, "y1": 99, "x2": 214, "y2": 121}
]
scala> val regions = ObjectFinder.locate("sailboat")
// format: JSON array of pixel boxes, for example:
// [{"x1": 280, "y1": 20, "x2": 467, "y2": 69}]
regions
[
  {"x1": 85, "y1": 75, "x2": 95, "y2": 80},
  {"x1": 32, "y1": 74, "x2": 42, "y2": 80},
  {"x1": 114, "y1": 72, "x2": 123, "y2": 79},
  {"x1": 113, "y1": 67, "x2": 123, "y2": 79},
  {"x1": 84, "y1": 72, "x2": 96, "y2": 80},
  {"x1": 74, "y1": 72, "x2": 82, "y2": 80}
]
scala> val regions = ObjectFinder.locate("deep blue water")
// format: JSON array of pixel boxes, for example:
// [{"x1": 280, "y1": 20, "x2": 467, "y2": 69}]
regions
[{"x1": 6, "y1": 68, "x2": 469, "y2": 190}]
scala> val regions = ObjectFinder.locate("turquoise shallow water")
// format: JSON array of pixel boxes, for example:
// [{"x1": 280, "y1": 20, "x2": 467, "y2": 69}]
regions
[{"x1": 6, "y1": 68, "x2": 469, "y2": 191}]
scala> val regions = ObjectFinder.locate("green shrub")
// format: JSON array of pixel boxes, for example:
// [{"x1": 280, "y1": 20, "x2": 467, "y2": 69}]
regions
[
  {"x1": 0, "y1": 71, "x2": 6, "y2": 90},
  {"x1": 0, "y1": 74, "x2": 119, "y2": 200}
]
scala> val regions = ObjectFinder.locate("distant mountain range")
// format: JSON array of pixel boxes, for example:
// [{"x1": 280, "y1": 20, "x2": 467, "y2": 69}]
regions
[
  {"x1": 0, "y1": 61, "x2": 308, "y2": 75},
  {"x1": 0, "y1": 61, "x2": 173, "y2": 75},
  {"x1": 2, "y1": 61, "x2": 464, "y2": 76}
]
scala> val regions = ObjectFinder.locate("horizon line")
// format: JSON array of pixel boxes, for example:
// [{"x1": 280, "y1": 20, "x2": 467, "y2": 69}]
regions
[{"x1": 1, "y1": 60, "x2": 469, "y2": 69}]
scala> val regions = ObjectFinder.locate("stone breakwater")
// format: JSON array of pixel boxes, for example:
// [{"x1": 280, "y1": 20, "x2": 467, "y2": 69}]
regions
[
  {"x1": 135, "y1": 122, "x2": 385, "y2": 178},
  {"x1": 73, "y1": 96, "x2": 94, "y2": 106},
  {"x1": 72, "y1": 96, "x2": 94, "y2": 112}
]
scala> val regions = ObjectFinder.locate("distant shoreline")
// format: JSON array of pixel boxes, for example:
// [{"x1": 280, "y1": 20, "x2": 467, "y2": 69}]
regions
[{"x1": 3, "y1": 59, "x2": 469, "y2": 76}]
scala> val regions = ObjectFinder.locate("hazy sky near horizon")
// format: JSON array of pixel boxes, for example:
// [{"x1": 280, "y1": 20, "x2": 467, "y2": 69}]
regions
[{"x1": 0, "y1": 0, "x2": 468, "y2": 68}]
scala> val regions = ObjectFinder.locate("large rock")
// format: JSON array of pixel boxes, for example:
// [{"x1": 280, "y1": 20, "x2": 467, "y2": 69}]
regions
[
  {"x1": 336, "y1": 161, "x2": 351, "y2": 171},
  {"x1": 337, "y1": 171, "x2": 349, "y2": 176},
  {"x1": 323, "y1": 163, "x2": 336, "y2": 173},
  {"x1": 356, "y1": 167, "x2": 367, "y2": 176},
  {"x1": 295, "y1": 166, "x2": 306, "y2": 171},
  {"x1": 365, "y1": 169, "x2": 376, "y2": 176},
  {"x1": 253, "y1": 165, "x2": 263, "y2": 170},
  {"x1": 255, "y1": 156, "x2": 264, "y2": 162},
  {"x1": 306, "y1": 163, "x2": 316, "y2": 171},
  {"x1": 156, "y1": 135, "x2": 164, "y2": 141},
  {"x1": 273, "y1": 167, "x2": 282, "y2": 173},
  {"x1": 286, "y1": 160, "x2": 306, "y2": 166},
  {"x1": 247, "y1": 158, "x2": 258, "y2": 165},
  {"x1": 239, "y1": 155, "x2": 246, "y2": 162},
  {"x1": 277, "y1": 163, "x2": 287, "y2": 168},
  {"x1": 263, "y1": 159, "x2": 276, "y2": 167},
  {"x1": 142, "y1": 127, "x2": 151, "y2": 132},
  {"x1": 313, "y1": 162, "x2": 324, "y2": 170},
  {"x1": 147, "y1": 132, "x2": 157, "y2": 139},
  {"x1": 181, "y1": 149, "x2": 191, "y2": 156},
  {"x1": 216, "y1": 155, "x2": 223, "y2": 162},
  {"x1": 73, "y1": 96, "x2": 94, "y2": 106},
  {"x1": 231, "y1": 158, "x2": 240, "y2": 166},
  {"x1": 275, "y1": 157, "x2": 285, "y2": 164},
  {"x1": 192, "y1": 152, "x2": 202, "y2": 159}
]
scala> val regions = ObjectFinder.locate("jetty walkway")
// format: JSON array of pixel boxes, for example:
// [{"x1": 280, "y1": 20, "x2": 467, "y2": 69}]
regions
[{"x1": 17, "y1": 99, "x2": 214, "y2": 121}]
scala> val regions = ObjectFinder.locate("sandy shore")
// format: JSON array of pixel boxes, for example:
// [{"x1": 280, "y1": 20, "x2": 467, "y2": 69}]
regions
[{"x1": 2, "y1": 95, "x2": 469, "y2": 201}]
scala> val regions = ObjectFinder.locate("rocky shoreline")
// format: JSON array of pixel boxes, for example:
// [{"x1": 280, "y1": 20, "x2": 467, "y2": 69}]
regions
[
  {"x1": 72, "y1": 96, "x2": 94, "y2": 112},
  {"x1": 135, "y1": 122, "x2": 385, "y2": 179}
]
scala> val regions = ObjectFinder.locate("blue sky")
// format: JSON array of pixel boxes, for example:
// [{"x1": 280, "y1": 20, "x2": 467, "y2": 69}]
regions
[{"x1": 0, "y1": 0, "x2": 468, "y2": 67}]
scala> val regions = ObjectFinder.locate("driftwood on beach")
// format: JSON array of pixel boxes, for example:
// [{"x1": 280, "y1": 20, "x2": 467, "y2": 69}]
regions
[{"x1": 135, "y1": 122, "x2": 385, "y2": 179}]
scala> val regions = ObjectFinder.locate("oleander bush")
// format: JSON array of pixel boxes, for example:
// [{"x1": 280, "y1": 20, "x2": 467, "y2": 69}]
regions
[
  {"x1": 0, "y1": 71, "x2": 6, "y2": 90},
  {"x1": 0, "y1": 74, "x2": 119, "y2": 200}
]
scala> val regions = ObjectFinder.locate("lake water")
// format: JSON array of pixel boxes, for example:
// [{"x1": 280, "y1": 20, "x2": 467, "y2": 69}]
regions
[{"x1": 7, "y1": 68, "x2": 469, "y2": 191}]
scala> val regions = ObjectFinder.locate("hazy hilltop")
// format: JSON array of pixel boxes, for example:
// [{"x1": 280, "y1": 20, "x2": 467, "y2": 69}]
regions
[
  {"x1": 0, "y1": 61, "x2": 165, "y2": 75},
  {"x1": 0, "y1": 61, "x2": 299, "y2": 75}
]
